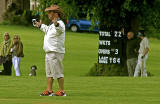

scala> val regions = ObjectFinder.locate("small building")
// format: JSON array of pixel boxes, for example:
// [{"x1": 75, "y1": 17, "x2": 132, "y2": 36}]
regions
[{"x1": 30, "y1": 0, "x2": 39, "y2": 11}]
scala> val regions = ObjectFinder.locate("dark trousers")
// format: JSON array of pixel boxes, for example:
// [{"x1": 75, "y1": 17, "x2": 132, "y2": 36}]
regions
[{"x1": 2, "y1": 60, "x2": 12, "y2": 75}]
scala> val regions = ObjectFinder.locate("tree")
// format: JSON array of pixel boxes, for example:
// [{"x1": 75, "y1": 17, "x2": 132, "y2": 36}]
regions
[
  {"x1": 37, "y1": 0, "x2": 78, "y2": 24},
  {"x1": 38, "y1": 0, "x2": 160, "y2": 35}
]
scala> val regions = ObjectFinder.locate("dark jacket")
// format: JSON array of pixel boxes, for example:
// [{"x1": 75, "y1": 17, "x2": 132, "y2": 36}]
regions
[{"x1": 126, "y1": 37, "x2": 140, "y2": 59}]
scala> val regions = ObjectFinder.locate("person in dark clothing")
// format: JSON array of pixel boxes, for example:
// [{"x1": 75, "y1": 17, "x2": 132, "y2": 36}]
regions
[
  {"x1": 126, "y1": 32, "x2": 140, "y2": 76},
  {"x1": 0, "y1": 32, "x2": 13, "y2": 75}
]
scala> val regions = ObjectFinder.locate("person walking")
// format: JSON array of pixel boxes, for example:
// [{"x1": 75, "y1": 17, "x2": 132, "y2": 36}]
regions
[
  {"x1": 0, "y1": 32, "x2": 12, "y2": 75},
  {"x1": 11, "y1": 35, "x2": 24, "y2": 76},
  {"x1": 126, "y1": 32, "x2": 140, "y2": 76},
  {"x1": 36, "y1": 5, "x2": 66, "y2": 96},
  {"x1": 134, "y1": 32, "x2": 149, "y2": 77}
]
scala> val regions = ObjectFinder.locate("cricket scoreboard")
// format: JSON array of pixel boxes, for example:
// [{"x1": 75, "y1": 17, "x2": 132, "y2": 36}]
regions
[{"x1": 98, "y1": 31, "x2": 122, "y2": 64}]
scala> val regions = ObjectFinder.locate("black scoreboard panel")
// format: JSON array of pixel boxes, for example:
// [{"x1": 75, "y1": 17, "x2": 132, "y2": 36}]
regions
[{"x1": 98, "y1": 31, "x2": 122, "y2": 64}]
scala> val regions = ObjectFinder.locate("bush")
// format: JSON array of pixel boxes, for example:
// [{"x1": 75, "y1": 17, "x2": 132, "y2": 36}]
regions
[
  {"x1": 2, "y1": 3, "x2": 32, "y2": 25},
  {"x1": 88, "y1": 63, "x2": 153, "y2": 76},
  {"x1": 2, "y1": 10, "x2": 32, "y2": 25},
  {"x1": 145, "y1": 26, "x2": 160, "y2": 39},
  {"x1": 88, "y1": 63, "x2": 128, "y2": 76}
]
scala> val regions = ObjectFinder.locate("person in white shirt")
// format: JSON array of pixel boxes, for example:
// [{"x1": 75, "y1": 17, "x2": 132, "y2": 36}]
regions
[
  {"x1": 134, "y1": 32, "x2": 150, "y2": 77},
  {"x1": 36, "y1": 5, "x2": 66, "y2": 96}
]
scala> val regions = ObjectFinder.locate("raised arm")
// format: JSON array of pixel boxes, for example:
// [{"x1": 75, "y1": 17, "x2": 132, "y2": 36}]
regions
[
  {"x1": 55, "y1": 20, "x2": 65, "y2": 35},
  {"x1": 40, "y1": 24, "x2": 49, "y2": 34},
  {"x1": 35, "y1": 20, "x2": 49, "y2": 34}
]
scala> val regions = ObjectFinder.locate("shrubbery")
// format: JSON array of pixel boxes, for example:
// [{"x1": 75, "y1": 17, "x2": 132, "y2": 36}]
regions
[
  {"x1": 88, "y1": 63, "x2": 128, "y2": 76},
  {"x1": 88, "y1": 63, "x2": 153, "y2": 76},
  {"x1": 145, "y1": 27, "x2": 160, "y2": 39},
  {"x1": 2, "y1": 3, "x2": 32, "y2": 25}
]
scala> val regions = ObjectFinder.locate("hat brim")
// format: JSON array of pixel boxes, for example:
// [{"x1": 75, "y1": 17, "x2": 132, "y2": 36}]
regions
[
  {"x1": 45, "y1": 8, "x2": 56, "y2": 12},
  {"x1": 45, "y1": 5, "x2": 65, "y2": 20},
  {"x1": 45, "y1": 5, "x2": 60, "y2": 12}
]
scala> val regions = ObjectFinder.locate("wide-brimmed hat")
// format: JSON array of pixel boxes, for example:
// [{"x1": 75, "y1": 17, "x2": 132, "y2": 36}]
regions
[
  {"x1": 45, "y1": 5, "x2": 66, "y2": 23},
  {"x1": 45, "y1": 5, "x2": 63, "y2": 14}
]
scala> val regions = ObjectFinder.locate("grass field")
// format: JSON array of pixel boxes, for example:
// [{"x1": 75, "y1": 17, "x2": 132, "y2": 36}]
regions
[{"x1": 0, "y1": 25, "x2": 160, "y2": 104}]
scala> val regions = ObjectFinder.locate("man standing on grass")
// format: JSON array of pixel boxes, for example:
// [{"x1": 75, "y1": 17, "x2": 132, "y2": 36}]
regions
[
  {"x1": 126, "y1": 32, "x2": 140, "y2": 76},
  {"x1": 36, "y1": 5, "x2": 66, "y2": 96},
  {"x1": 134, "y1": 32, "x2": 149, "y2": 77}
]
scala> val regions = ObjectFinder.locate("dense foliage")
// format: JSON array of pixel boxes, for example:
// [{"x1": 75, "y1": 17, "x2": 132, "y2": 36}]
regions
[
  {"x1": 38, "y1": 0, "x2": 160, "y2": 33},
  {"x1": 2, "y1": 3, "x2": 32, "y2": 25}
]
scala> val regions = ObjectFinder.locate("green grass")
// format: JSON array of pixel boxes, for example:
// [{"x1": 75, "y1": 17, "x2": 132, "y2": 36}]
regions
[{"x1": 0, "y1": 25, "x2": 160, "y2": 104}]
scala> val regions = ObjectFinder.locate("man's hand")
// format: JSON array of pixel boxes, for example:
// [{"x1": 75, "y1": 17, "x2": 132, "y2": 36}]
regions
[
  {"x1": 121, "y1": 28, "x2": 125, "y2": 35},
  {"x1": 52, "y1": 17, "x2": 57, "y2": 25},
  {"x1": 35, "y1": 20, "x2": 42, "y2": 28},
  {"x1": 52, "y1": 17, "x2": 59, "y2": 27}
]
